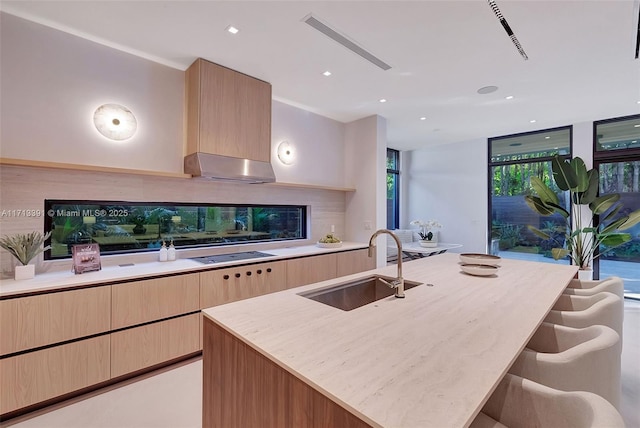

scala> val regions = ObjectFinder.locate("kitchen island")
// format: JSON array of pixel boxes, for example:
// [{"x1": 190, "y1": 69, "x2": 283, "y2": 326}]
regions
[{"x1": 202, "y1": 253, "x2": 578, "y2": 427}]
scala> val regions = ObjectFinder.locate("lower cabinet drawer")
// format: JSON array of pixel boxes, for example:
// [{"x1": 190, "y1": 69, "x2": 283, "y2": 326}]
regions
[
  {"x1": 0, "y1": 335, "x2": 110, "y2": 414},
  {"x1": 110, "y1": 314, "x2": 200, "y2": 378}
]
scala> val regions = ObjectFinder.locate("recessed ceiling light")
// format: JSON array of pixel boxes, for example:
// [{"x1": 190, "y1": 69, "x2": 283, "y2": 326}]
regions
[
  {"x1": 322, "y1": 71, "x2": 332, "y2": 76},
  {"x1": 420, "y1": 117, "x2": 427, "y2": 121},
  {"x1": 226, "y1": 25, "x2": 239, "y2": 34},
  {"x1": 634, "y1": 124, "x2": 640, "y2": 128},
  {"x1": 477, "y1": 86, "x2": 498, "y2": 95},
  {"x1": 530, "y1": 119, "x2": 537, "y2": 123},
  {"x1": 545, "y1": 136, "x2": 550, "y2": 139},
  {"x1": 505, "y1": 95, "x2": 514, "y2": 100},
  {"x1": 554, "y1": 147, "x2": 559, "y2": 149},
  {"x1": 379, "y1": 98, "x2": 387, "y2": 103},
  {"x1": 633, "y1": 140, "x2": 638, "y2": 143},
  {"x1": 637, "y1": 101, "x2": 640, "y2": 104}
]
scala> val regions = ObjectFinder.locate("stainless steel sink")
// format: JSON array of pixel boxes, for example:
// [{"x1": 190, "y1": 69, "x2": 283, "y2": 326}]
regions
[{"x1": 298, "y1": 275, "x2": 423, "y2": 311}]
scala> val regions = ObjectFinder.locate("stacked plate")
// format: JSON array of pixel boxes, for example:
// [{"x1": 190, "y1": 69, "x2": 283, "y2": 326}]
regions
[{"x1": 459, "y1": 253, "x2": 501, "y2": 276}]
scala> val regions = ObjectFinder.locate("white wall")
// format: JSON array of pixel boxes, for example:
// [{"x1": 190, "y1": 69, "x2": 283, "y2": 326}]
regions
[
  {"x1": 344, "y1": 115, "x2": 387, "y2": 266},
  {"x1": 0, "y1": 13, "x2": 185, "y2": 173},
  {"x1": 271, "y1": 100, "x2": 345, "y2": 188},
  {"x1": 403, "y1": 139, "x2": 488, "y2": 253}
]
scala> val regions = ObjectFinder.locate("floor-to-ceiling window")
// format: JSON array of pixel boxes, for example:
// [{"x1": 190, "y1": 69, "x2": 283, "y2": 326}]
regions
[
  {"x1": 387, "y1": 149, "x2": 400, "y2": 230},
  {"x1": 593, "y1": 114, "x2": 640, "y2": 298},
  {"x1": 488, "y1": 126, "x2": 571, "y2": 262}
]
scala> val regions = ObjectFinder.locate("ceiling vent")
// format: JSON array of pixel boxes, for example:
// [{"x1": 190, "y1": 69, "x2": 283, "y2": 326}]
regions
[
  {"x1": 487, "y1": 0, "x2": 529, "y2": 60},
  {"x1": 303, "y1": 13, "x2": 392, "y2": 71}
]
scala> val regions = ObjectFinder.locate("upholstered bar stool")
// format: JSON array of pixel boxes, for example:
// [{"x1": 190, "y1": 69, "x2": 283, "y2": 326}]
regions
[
  {"x1": 470, "y1": 374, "x2": 625, "y2": 428},
  {"x1": 508, "y1": 322, "x2": 621, "y2": 408},
  {"x1": 563, "y1": 276, "x2": 624, "y2": 299},
  {"x1": 544, "y1": 291, "x2": 623, "y2": 338}
]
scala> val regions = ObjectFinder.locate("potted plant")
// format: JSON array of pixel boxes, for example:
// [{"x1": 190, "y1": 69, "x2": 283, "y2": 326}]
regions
[
  {"x1": 0, "y1": 231, "x2": 51, "y2": 280},
  {"x1": 410, "y1": 219, "x2": 442, "y2": 247},
  {"x1": 525, "y1": 155, "x2": 640, "y2": 279}
]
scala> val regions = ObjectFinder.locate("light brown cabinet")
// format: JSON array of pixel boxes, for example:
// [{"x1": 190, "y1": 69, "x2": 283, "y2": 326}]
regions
[
  {"x1": 111, "y1": 273, "x2": 200, "y2": 329},
  {"x1": 286, "y1": 253, "x2": 338, "y2": 288},
  {"x1": 200, "y1": 260, "x2": 287, "y2": 308},
  {"x1": 185, "y1": 58, "x2": 272, "y2": 162},
  {"x1": 336, "y1": 248, "x2": 376, "y2": 277},
  {"x1": 0, "y1": 286, "x2": 111, "y2": 355},
  {"x1": 0, "y1": 335, "x2": 110, "y2": 414},
  {"x1": 110, "y1": 314, "x2": 200, "y2": 378}
]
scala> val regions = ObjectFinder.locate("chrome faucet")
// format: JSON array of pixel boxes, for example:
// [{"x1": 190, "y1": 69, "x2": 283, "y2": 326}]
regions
[{"x1": 368, "y1": 229, "x2": 405, "y2": 298}]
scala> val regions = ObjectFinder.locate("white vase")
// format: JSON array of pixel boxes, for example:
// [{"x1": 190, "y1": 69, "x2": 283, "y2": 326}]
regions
[
  {"x1": 577, "y1": 268, "x2": 593, "y2": 281},
  {"x1": 15, "y1": 264, "x2": 35, "y2": 280}
]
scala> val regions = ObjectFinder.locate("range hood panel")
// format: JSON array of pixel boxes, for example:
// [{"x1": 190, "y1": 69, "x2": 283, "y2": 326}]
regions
[{"x1": 184, "y1": 152, "x2": 276, "y2": 183}]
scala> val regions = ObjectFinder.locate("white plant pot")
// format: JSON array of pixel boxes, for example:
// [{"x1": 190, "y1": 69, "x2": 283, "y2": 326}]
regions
[
  {"x1": 577, "y1": 268, "x2": 593, "y2": 281},
  {"x1": 419, "y1": 240, "x2": 438, "y2": 248},
  {"x1": 15, "y1": 264, "x2": 35, "y2": 280}
]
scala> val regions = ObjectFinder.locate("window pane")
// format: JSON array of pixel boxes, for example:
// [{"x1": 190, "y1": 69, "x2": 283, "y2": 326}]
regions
[
  {"x1": 490, "y1": 161, "x2": 569, "y2": 264},
  {"x1": 595, "y1": 116, "x2": 640, "y2": 152},
  {"x1": 45, "y1": 201, "x2": 306, "y2": 260},
  {"x1": 387, "y1": 172, "x2": 399, "y2": 229},
  {"x1": 598, "y1": 160, "x2": 640, "y2": 296},
  {"x1": 490, "y1": 128, "x2": 570, "y2": 163}
]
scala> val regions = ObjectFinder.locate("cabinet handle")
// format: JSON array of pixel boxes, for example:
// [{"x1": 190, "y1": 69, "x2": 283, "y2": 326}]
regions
[
  {"x1": 246, "y1": 271, "x2": 252, "y2": 276},
  {"x1": 235, "y1": 273, "x2": 241, "y2": 278},
  {"x1": 257, "y1": 269, "x2": 262, "y2": 274},
  {"x1": 223, "y1": 274, "x2": 230, "y2": 280},
  {"x1": 266, "y1": 268, "x2": 272, "y2": 273}
]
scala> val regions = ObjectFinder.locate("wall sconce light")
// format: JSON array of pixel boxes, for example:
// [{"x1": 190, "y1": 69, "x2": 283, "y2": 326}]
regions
[
  {"x1": 93, "y1": 103, "x2": 137, "y2": 141},
  {"x1": 277, "y1": 141, "x2": 295, "y2": 165}
]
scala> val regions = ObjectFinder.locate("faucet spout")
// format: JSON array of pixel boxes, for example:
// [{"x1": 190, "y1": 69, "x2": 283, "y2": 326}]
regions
[{"x1": 368, "y1": 229, "x2": 404, "y2": 298}]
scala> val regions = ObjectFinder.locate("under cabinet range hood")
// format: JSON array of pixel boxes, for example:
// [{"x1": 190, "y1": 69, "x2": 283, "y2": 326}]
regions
[{"x1": 184, "y1": 152, "x2": 276, "y2": 183}]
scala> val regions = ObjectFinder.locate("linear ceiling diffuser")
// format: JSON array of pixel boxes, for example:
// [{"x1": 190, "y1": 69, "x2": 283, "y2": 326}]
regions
[
  {"x1": 487, "y1": 0, "x2": 529, "y2": 60},
  {"x1": 303, "y1": 13, "x2": 392, "y2": 70}
]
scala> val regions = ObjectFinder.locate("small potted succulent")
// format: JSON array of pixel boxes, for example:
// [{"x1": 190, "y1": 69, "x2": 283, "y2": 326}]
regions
[
  {"x1": 0, "y1": 231, "x2": 51, "y2": 280},
  {"x1": 411, "y1": 220, "x2": 442, "y2": 247}
]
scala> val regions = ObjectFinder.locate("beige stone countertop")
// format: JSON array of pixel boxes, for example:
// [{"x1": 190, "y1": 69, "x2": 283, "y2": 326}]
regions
[
  {"x1": 0, "y1": 242, "x2": 367, "y2": 297},
  {"x1": 202, "y1": 253, "x2": 578, "y2": 428}
]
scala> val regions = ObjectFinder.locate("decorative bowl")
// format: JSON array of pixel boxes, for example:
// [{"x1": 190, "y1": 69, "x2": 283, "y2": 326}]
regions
[
  {"x1": 459, "y1": 253, "x2": 501, "y2": 266},
  {"x1": 317, "y1": 241, "x2": 342, "y2": 248},
  {"x1": 460, "y1": 264, "x2": 499, "y2": 277}
]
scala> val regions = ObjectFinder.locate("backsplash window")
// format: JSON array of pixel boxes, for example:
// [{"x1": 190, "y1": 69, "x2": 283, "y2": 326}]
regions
[{"x1": 44, "y1": 200, "x2": 306, "y2": 260}]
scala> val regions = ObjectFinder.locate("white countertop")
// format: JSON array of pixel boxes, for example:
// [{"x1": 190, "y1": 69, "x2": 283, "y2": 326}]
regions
[
  {"x1": 0, "y1": 242, "x2": 367, "y2": 297},
  {"x1": 202, "y1": 253, "x2": 578, "y2": 428}
]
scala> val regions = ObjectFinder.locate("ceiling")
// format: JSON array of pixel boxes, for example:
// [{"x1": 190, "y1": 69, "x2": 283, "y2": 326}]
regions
[{"x1": 2, "y1": 0, "x2": 639, "y2": 151}]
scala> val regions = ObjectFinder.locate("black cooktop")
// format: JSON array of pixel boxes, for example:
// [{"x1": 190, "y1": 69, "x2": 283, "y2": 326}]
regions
[{"x1": 189, "y1": 251, "x2": 274, "y2": 264}]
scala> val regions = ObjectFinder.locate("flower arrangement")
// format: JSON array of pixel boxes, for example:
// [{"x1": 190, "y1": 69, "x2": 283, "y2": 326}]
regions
[{"x1": 410, "y1": 219, "x2": 442, "y2": 241}]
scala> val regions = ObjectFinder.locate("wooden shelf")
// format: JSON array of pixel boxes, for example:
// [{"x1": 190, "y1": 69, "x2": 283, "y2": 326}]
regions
[
  {"x1": 0, "y1": 158, "x2": 192, "y2": 179},
  {"x1": 266, "y1": 182, "x2": 355, "y2": 192},
  {"x1": 0, "y1": 158, "x2": 356, "y2": 191}
]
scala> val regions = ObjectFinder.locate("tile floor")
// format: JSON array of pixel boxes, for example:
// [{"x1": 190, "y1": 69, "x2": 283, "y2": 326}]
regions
[{"x1": 2, "y1": 301, "x2": 639, "y2": 428}]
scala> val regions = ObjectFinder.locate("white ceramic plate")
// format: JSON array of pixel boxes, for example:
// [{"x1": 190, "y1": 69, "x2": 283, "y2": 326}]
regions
[
  {"x1": 317, "y1": 242, "x2": 342, "y2": 248},
  {"x1": 459, "y1": 253, "x2": 501, "y2": 266},
  {"x1": 460, "y1": 263, "x2": 499, "y2": 276}
]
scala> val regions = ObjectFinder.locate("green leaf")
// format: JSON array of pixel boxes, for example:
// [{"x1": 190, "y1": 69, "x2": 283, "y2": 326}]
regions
[
  {"x1": 618, "y1": 209, "x2": 640, "y2": 231},
  {"x1": 570, "y1": 157, "x2": 590, "y2": 192},
  {"x1": 551, "y1": 155, "x2": 577, "y2": 191},
  {"x1": 576, "y1": 169, "x2": 599, "y2": 205},
  {"x1": 601, "y1": 205, "x2": 622, "y2": 224},
  {"x1": 527, "y1": 225, "x2": 551, "y2": 240},
  {"x1": 530, "y1": 176, "x2": 559, "y2": 206},
  {"x1": 601, "y1": 217, "x2": 627, "y2": 234},
  {"x1": 600, "y1": 233, "x2": 631, "y2": 247},
  {"x1": 589, "y1": 194, "x2": 620, "y2": 215},
  {"x1": 551, "y1": 248, "x2": 570, "y2": 260},
  {"x1": 524, "y1": 196, "x2": 555, "y2": 216}
]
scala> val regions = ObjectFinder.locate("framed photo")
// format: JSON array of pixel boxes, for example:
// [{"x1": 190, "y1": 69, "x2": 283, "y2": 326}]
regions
[{"x1": 71, "y1": 243, "x2": 102, "y2": 274}]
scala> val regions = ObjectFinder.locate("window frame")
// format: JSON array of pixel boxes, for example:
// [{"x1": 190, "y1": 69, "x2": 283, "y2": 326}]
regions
[{"x1": 387, "y1": 148, "x2": 400, "y2": 230}]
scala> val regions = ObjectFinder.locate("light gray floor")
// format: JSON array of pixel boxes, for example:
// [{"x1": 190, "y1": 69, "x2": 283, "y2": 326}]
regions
[{"x1": 3, "y1": 302, "x2": 639, "y2": 428}]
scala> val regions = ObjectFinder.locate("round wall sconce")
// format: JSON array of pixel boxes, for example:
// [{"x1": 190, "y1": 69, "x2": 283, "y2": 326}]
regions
[
  {"x1": 277, "y1": 141, "x2": 295, "y2": 165},
  {"x1": 93, "y1": 103, "x2": 137, "y2": 141}
]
